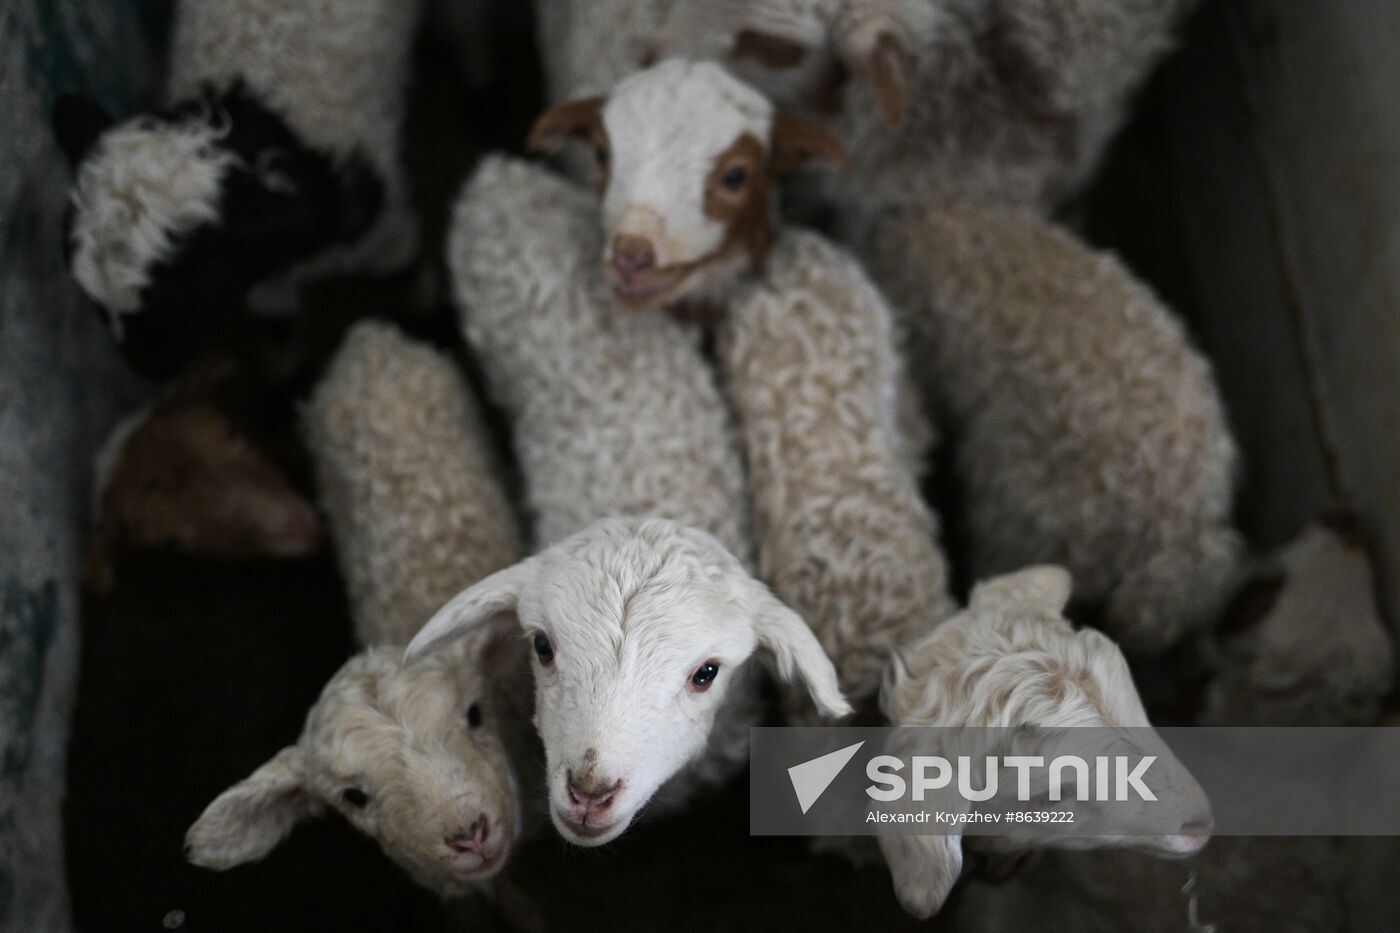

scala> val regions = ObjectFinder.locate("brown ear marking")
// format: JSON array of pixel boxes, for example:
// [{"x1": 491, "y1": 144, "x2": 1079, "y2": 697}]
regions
[
  {"x1": 854, "y1": 32, "x2": 911, "y2": 132},
  {"x1": 731, "y1": 29, "x2": 809, "y2": 70},
  {"x1": 771, "y1": 113, "x2": 848, "y2": 174},
  {"x1": 525, "y1": 96, "x2": 605, "y2": 154}
]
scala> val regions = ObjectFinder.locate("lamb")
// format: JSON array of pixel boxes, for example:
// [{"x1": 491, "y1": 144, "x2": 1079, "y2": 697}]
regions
[
  {"x1": 53, "y1": 0, "x2": 423, "y2": 377},
  {"x1": 717, "y1": 229, "x2": 956, "y2": 717},
  {"x1": 877, "y1": 565, "x2": 1213, "y2": 919},
  {"x1": 533, "y1": 0, "x2": 749, "y2": 102},
  {"x1": 731, "y1": 0, "x2": 1198, "y2": 215},
  {"x1": 299, "y1": 321, "x2": 520, "y2": 649},
  {"x1": 866, "y1": 201, "x2": 1242, "y2": 653},
  {"x1": 406, "y1": 517, "x2": 850, "y2": 849},
  {"x1": 444, "y1": 151, "x2": 757, "y2": 557},
  {"x1": 525, "y1": 58, "x2": 846, "y2": 315},
  {"x1": 945, "y1": 517, "x2": 1398, "y2": 932},
  {"x1": 410, "y1": 153, "x2": 849, "y2": 847},
  {"x1": 527, "y1": 58, "x2": 947, "y2": 720},
  {"x1": 1201, "y1": 510, "x2": 1394, "y2": 729},
  {"x1": 186, "y1": 321, "x2": 536, "y2": 899},
  {"x1": 533, "y1": 1, "x2": 1191, "y2": 215},
  {"x1": 87, "y1": 355, "x2": 321, "y2": 593}
]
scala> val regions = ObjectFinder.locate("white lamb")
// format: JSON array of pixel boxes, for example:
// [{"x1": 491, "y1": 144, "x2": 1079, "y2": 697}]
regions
[
  {"x1": 878, "y1": 565, "x2": 1213, "y2": 919},
  {"x1": 867, "y1": 201, "x2": 1242, "y2": 653},
  {"x1": 731, "y1": 0, "x2": 1198, "y2": 215},
  {"x1": 407, "y1": 517, "x2": 849, "y2": 849},
  {"x1": 186, "y1": 321, "x2": 535, "y2": 899},
  {"x1": 409, "y1": 149, "x2": 850, "y2": 847},
  {"x1": 54, "y1": 0, "x2": 423, "y2": 376},
  {"x1": 444, "y1": 151, "x2": 757, "y2": 555},
  {"x1": 717, "y1": 229, "x2": 956, "y2": 716},
  {"x1": 524, "y1": 56, "x2": 943, "y2": 718},
  {"x1": 948, "y1": 517, "x2": 1397, "y2": 932}
]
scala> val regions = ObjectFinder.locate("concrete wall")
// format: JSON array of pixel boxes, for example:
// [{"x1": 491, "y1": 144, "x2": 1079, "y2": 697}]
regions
[
  {"x1": 1159, "y1": 2, "x2": 1400, "y2": 627},
  {"x1": 0, "y1": 3, "x2": 161, "y2": 929}
]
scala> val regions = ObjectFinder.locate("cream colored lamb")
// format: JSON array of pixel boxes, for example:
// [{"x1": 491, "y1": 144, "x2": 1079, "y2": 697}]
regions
[
  {"x1": 947, "y1": 517, "x2": 1397, "y2": 932},
  {"x1": 867, "y1": 201, "x2": 1242, "y2": 653},
  {"x1": 878, "y1": 565, "x2": 1212, "y2": 919},
  {"x1": 718, "y1": 229, "x2": 956, "y2": 717},
  {"x1": 186, "y1": 321, "x2": 535, "y2": 899}
]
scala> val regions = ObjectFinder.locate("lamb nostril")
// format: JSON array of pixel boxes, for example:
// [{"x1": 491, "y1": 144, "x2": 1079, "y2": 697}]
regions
[
  {"x1": 445, "y1": 833, "x2": 474, "y2": 854},
  {"x1": 611, "y1": 235, "x2": 655, "y2": 276},
  {"x1": 566, "y1": 771, "x2": 623, "y2": 811}
]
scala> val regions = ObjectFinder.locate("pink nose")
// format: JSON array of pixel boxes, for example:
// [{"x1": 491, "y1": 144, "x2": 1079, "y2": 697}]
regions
[
  {"x1": 611, "y1": 234, "x2": 655, "y2": 277},
  {"x1": 445, "y1": 816, "x2": 490, "y2": 855},
  {"x1": 565, "y1": 770, "x2": 622, "y2": 815}
]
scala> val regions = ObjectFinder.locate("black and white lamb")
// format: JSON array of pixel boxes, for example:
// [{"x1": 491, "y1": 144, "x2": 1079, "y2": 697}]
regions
[{"x1": 54, "y1": 0, "x2": 423, "y2": 377}]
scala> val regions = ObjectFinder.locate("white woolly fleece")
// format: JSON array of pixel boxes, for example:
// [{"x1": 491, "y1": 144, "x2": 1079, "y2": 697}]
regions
[
  {"x1": 878, "y1": 565, "x2": 1211, "y2": 920},
  {"x1": 718, "y1": 229, "x2": 955, "y2": 714},
  {"x1": 868, "y1": 201, "x2": 1242, "y2": 653},
  {"x1": 448, "y1": 155, "x2": 753, "y2": 566},
  {"x1": 303, "y1": 320, "x2": 520, "y2": 647},
  {"x1": 69, "y1": 119, "x2": 235, "y2": 317},
  {"x1": 444, "y1": 157, "x2": 778, "y2": 834}
]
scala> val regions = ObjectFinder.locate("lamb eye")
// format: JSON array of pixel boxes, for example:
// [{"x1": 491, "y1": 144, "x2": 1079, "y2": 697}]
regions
[
  {"x1": 720, "y1": 166, "x2": 748, "y2": 191},
  {"x1": 595, "y1": 145, "x2": 609, "y2": 168},
  {"x1": 466, "y1": 702, "x2": 483, "y2": 728},
  {"x1": 690, "y1": 661, "x2": 720, "y2": 690},
  {"x1": 342, "y1": 787, "x2": 369, "y2": 809},
  {"x1": 533, "y1": 632, "x2": 555, "y2": 666}
]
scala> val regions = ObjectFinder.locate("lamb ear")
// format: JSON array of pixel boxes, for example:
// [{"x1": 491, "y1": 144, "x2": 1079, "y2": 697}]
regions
[
  {"x1": 879, "y1": 833, "x2": 964, "y2": 920},
  {"x1": 526, "y1": 96, "x2": 605, "y2": 153},
  {"x1": 184, "y1": 746, "x2": 318, "y2": 869},
  {"x1": 404, "y1": 561, "x2": 533, "y2": 662},
  {"x1": 771, "y1": 112, "x2": 848, "y2": 174},
  {"x1": 969, "y1": 566, "x2": 1072, "y2": 615},
  {"x1": 744, "y1": 582, "x2": 852, "y2": 718},
  {"x1": 848, "y1": 31, "x2": 911, "y2": 132},
  {"x1": 53, "y1": 94, "x2": 114, "y2": 168}
]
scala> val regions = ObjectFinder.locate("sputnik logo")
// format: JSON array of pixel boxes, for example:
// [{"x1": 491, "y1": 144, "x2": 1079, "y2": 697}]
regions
[{"x1": 787, "y1": 741, "x2": 865, "y2": 814}]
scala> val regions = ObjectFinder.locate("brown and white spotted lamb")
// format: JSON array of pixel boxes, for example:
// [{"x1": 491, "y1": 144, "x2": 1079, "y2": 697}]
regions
[{"x1": 528, "y1": 58, "x2": 955, "y2": 718}]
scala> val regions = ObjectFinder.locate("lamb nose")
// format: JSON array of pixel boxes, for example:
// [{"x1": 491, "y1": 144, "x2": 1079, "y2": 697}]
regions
[
  {"x1": 566, "y1": 769, "x2": 622, "y2": 808},
  {"x1": 446, "y1": 817, "x2": 488, "y2": 854},
  {"x1": 612, "y1": 234, "x2": 655, "y2": 275}
]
